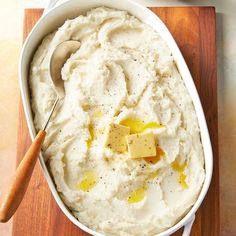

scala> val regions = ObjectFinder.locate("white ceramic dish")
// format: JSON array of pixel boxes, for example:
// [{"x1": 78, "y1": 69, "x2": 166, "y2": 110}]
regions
[{"x1": 19, "y1": 0, "x2": 213, "y2": 235}]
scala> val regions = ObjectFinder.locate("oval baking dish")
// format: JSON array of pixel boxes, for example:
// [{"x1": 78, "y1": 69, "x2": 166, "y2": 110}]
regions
[{"x1": 19, "y1": 0, "x2": 213, "y2": 235}]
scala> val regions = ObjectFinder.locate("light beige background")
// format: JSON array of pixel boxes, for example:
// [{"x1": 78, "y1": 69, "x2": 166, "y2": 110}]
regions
[
  {"x1": 0, "y1": 0, "x2": 235, "y2": 235},
  {"x1": 0, "y1": 0, "x2": 23, "y2": 235}
]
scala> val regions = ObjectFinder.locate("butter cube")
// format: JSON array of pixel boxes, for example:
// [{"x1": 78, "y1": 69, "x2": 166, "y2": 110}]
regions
[
  {"x1": 105, "y1": 123, "x2": 130, "y2": 153},
  {"x1": 126, "y1": 133, "x2": 156, "y2": 158}
]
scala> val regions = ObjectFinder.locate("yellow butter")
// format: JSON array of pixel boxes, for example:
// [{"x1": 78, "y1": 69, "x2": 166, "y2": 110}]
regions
[
  {"x1": 77, "y1": 171, "x2": 97, "y2": 191},
  {"x1": 126, "y1": 132, "x2": 156, "y2": 158},
  {"x1": 93, "y1": 110, "x2": 103, "y2": 118},
  {"x1": 105, "y1": 123, "x2": 130, "y2": 153},
  {"x1": 147, "y1": 170, "x2": 159, "y2": 180},
  {"x1": 87, "y1": 124, "x2": 95, "y2": 148},
  {"x1": 171, "y1": 159, "x2": 187, "y2": 172},
  {"x1": 128, "y1": 187, "x2": 146, "y2": 203},
  {"x1": 171, "y1": 158, "x2": 189, "y2": 189},
  {"x1": 120, "y1": 118, "x2": 145, "y2": 134},
  {"x1": 120, "y1": 118, "x2": 164, "y2": 134},
  {"x1": 179, "y1": 173, "x2": 188, "y2": 189},
  {"x1": 141, "y1": 122, "x2": 164, "y2": 132}
]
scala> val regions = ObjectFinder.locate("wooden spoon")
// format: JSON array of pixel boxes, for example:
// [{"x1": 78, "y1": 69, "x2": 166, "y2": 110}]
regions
[{"x1": 0, "y1": 40, "x2": 80, "y2": 222}]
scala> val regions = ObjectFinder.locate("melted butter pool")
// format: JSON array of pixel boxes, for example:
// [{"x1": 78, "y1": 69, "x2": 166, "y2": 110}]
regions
[
  {"x1": 120, "y1": 118, "x2": 164, "y2": 134},
  {"x1": 171, "y1": 159, "x2": 188, "y2": 189},
  {"x1": 144, "y1": 146, "x2": 165, "y2": 164},
  {"x1": 127, "y1": 187, "x2": 146, "y2": 204},
  {"x1": 77, "y1": 171, "x2": 97, "y2": 191}
]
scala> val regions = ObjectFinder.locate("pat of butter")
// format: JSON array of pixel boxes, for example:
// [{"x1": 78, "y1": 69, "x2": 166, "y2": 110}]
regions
[
  {"x1": 105, "y1": 123, "x2": 130, "y2": 153},
  {"x1": 126, "y1": 132, "x2": 156, "y2": 158}
]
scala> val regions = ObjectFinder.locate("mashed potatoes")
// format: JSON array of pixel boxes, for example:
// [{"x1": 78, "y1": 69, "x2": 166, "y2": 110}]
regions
[{"x1": 29, "y1": 7, "x2": 205, "y2": 235}]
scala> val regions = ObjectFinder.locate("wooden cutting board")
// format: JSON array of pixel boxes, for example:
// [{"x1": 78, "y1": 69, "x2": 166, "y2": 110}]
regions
[{"x1": 13, "y1": 7, "x2": 218, "y2": 236}]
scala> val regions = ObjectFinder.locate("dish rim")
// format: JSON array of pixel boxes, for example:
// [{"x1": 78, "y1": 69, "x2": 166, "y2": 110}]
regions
[{"x1": 18, "y1": 0, "x2": 213, "y2": 235}]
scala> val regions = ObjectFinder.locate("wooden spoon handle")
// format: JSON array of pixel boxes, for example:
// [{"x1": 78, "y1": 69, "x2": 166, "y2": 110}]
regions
[{"x1": 0, "y1": 130, "x2": 46, "y2": 222}]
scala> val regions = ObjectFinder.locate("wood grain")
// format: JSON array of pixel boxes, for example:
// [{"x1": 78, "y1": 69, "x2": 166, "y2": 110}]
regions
[{"x1": 13, "y1": 7, "x2": 218, "y2": 236}]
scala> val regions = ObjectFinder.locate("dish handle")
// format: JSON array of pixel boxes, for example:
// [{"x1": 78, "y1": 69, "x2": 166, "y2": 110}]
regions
[{"x1": 182, "y1": 214, "x2": 195, "y2": 236}]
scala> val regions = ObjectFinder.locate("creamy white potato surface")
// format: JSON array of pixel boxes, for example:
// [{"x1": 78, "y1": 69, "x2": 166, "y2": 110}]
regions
[{"x1": 30, "y1": 7, "x2": 205, "y2": 235}]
